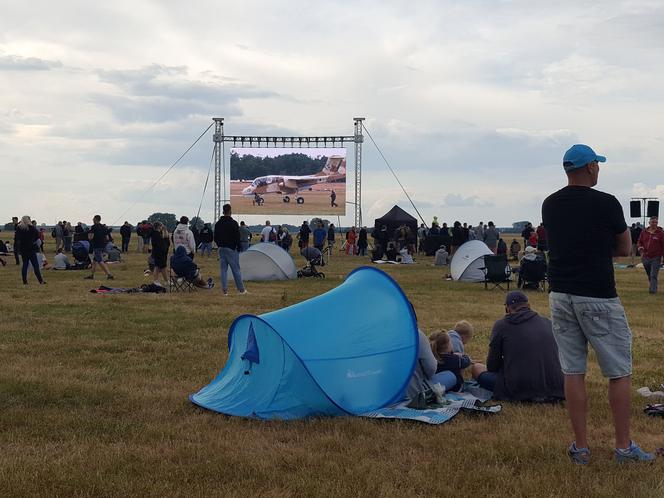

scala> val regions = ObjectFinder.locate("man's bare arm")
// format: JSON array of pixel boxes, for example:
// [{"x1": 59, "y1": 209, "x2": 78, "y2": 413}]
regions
[{"x1": 613, "y1": 229, "x2": 631, "y2": 257}]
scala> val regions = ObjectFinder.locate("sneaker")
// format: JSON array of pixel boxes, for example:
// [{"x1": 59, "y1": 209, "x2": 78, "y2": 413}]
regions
[
  {"x1": 615, "y1": 441, "x2": 656, "y2": 464},
  {"x1": 567, "y1": 442, "x2": 591, "y2": 465},
  {"x1": 84, "y1": 275, "x2": 94, "y2": 280},
  {"x1": 107, "y1": 274, "x2": 114, "y2": 280},
  {"x1": 222, "y1": 291, "x2": 228, "y2": 296},
  {"x1": 239, "y1": 290, "x2": 249, "y2": 295}
]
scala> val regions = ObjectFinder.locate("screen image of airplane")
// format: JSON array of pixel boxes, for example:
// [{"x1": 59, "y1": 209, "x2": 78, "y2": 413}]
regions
[{"x1": 230, "y1": 147, "x2": 347, "y2": 215}]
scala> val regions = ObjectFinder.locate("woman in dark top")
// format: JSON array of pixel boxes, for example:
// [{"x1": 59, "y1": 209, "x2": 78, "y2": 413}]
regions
[
  {"x1": 16, "y1": 215, "x2": 45, "y2": 285},
  {"x1": 150, "y1": 221, "x2": 170, "y2": 286}
]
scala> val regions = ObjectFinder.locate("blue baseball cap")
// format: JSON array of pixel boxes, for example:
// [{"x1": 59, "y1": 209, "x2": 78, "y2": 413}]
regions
[
  {"x1": 505, "y1": 291, "x2": 528, "y2": 306},
  {"x1": 562, "y1": 144, "x2": 606, "y2": 172}
]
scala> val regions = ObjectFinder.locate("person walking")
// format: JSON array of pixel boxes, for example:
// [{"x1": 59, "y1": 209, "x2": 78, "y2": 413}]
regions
[
  {"x1": 15, "y1": 216, "x2": 45, "y2": 285},
  {"x1": 542, "y1": 144, "x2": 654, "y2": 464},
  {"x1": 330, "y1": 190, "x2": 338, "y2": 208},
  {"x1": 327, "y1": 223, "x2": 336, "y2": 256},
  {"x1": 214, "y1": 204, "x2": 247, "y2": 295},
  {"x1": 637, "y1": 215, "x2": 664, "y2": 294},
  {"x1": 120, "y1": 221, "x2": 132, "y2": 253},
  {"x1": 84, "y1": 215, "x2": 114, "y2": 280}
]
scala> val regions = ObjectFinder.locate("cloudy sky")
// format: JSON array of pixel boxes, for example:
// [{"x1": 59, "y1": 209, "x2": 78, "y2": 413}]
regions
[{"x1": 1, "y1": 0, "x2": 663, "y2": 227}]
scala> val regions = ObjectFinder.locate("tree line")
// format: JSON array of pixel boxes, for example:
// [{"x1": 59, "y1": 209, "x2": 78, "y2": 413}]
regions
[{"x1": 230, "y1": 152, "x2": 329, "y2": 180}]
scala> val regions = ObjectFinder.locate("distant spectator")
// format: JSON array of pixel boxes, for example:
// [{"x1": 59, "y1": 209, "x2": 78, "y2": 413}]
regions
[
  {"x1": 53, "y1": 247, "x2": 71, "y2": 270},
  {"x1": 214, "y1": 204, "x2": 246, "y2": 295},
  {"x1": 536, "y1": 223, "x2": 548, "y2": 251},
  {"x1": 313, "y1": 223, "x2": 326, "y2": 251},
  {"x1": 239, "y1": 221, "x2": 251, "y2": 252},
  {"x1": 261, "y1": 221, "x2": 274, "y2": 243},
  {"x1": 16, "y1": 215, "x2": 45, "y2": 285},
  {"x1": 199, "y1": 223, "x2": 214, "y2": 257},
  {"x1": 280, "y1": 227, "x2": 293, "y2": 252},
  {"x1": 483, "y1": 221, "x2": 499, "y2": 254},
  {"x1": 170, "y1": 246, "x2": 213, "y2": 289},
  {"x1": 637, "y1": 215, "x2": 664, "y2": 294},
  {"x1": 434, "y1": 245, "x2": 448, "y2": 266},
  {"x1": 298, "y1": 221, "x2": 311, "y2": 248},
  {"x1": 173, "y1": 216, "x2": 196, "y2": 259},
  {"x1": 346, "y1": 227, "x2": 357, "y2": 255},
  {"x1": 327, "y1": 223, "x2": 336, "y2": 253},
  {"x1": 509, "y1": 239, "x2": 521, "y2": 261},
  {"x1": 358, "y1": 227, "x2": 368, "y2": 256},
  {"x1": 84, "y1": 214, "x2": 114, "y2": 281},
  {"x1": 151, "y1": 221, "x2": 170, "y2": 286},
  {"x1": 120, "y1": 221, "x2": 132, "y2": 253},
  {"x1": 496, "y1": 238, "x2": 507, "y2": 256}
]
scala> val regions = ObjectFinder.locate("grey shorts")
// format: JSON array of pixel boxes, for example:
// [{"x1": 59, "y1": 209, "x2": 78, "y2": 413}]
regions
[{"x1": 549, "y1": 292, "x2": 632, "y2": 379}]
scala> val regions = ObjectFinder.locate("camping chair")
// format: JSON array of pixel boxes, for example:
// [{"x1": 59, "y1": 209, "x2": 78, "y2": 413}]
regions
[
  {"x1": 169, "y1": 268, "x2": 197, "y2": 293},
  {"x1": 481, "y1": 254, "x2": 512, "y2": 290},
  {"x1": 517, "y1": 257, "x2": 548, "y2": 292}
]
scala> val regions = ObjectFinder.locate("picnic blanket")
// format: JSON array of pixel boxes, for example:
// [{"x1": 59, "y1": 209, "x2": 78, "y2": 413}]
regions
[
  {"x1": 90, "y1": 284, "x2": 166, "y2": 294},
  {"x1": 361, "y1": 383, "x2": 500, "y2": 425}
]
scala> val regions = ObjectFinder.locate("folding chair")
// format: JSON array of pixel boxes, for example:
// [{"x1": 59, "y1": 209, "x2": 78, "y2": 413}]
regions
[
  {"x1": 169, "y1": 268, "x2": 197, "y2": 293},
  {"x1": 517, "y1": 257, "x2": 547, "y2": 292},
  {"x1": 481, "y1": 254, "x2": 512, "y2": 290}
]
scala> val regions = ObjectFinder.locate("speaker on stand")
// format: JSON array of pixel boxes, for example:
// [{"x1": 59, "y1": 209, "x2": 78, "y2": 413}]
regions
[{"x1": 647, "y1": 200, "x2": 659, "y2": 218}]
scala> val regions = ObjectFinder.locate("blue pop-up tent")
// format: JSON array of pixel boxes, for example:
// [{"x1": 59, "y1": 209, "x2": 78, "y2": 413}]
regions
[{"x1": 190, "y1": 266, "x2": 418, "y2": 420}]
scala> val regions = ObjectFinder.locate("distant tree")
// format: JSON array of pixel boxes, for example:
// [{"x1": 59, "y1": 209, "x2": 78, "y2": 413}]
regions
[
  {"x1": 147, "y1": 212, "x2": 178, "y2": 232},
  {"x1": 190, "y1": 216, "x2": 205, "y2": 230},
  {"x1": 4, "y1": 222, "x2": 14, "y2": 231}
]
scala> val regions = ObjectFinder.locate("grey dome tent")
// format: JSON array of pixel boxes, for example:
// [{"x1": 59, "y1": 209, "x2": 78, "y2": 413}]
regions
[
  {"x1": 239, "y1": 243, "x2": 297, "y2": 281},
  {"x1": 450, "y1": 240, "x2": 493, "y2": 282},
  {"x1": 374, "y1": 206, "x2": 418, "y2": 236}
]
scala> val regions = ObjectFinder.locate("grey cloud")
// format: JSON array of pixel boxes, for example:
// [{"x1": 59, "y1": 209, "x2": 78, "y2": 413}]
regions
[
  {"x1": 443, "y1": 193, "x2": 491, "y2": 208},
  {"x1": 0, "y1": 54, "x2": 63, "y2": 71}
]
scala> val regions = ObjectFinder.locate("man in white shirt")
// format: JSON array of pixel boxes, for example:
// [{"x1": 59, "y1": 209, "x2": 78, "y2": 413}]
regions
[{"x1": 260, "y1": 221, "x2": 274, "y2": 243}]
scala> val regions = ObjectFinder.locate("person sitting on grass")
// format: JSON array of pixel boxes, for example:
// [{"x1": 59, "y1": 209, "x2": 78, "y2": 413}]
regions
[
  {"x1": 471, "y1": 291, "x2": 564, "y2": 403},
  {"x1": 53, "y1": 248, "x2": 71, "y2": 270},
  {"x1": 398, "y1": 246, "x2": 414, "y2": 264},
  {"x1": 170, "y1": 245, "x2": 213, "y2": 289},
  {"x1": 447, "y1": 320, "x2": 474, "y2": 354},
  {"x1": 429, "y1": 330, "x2": 471, "y2": 392},
  {"x1": 434, "y1": 245, "x2": 448, "y2": 266}
]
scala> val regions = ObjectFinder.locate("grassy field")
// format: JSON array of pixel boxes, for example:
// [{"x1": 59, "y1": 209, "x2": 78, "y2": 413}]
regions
[{"x1": 1, "y1": 232, "x2": 663, "y2": 497}]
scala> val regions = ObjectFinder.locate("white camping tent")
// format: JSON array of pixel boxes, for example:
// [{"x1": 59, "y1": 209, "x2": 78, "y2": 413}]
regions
[
  {"x1": 450, "y1": 240, "x2": 493, "y2": 282},
  {"x1": 239, "y1": 243, "x2": 297, "y2": 281}
]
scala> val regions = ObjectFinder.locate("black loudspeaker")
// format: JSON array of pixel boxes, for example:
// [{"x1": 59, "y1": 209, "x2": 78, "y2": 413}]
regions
[
  {"x1": 630, "y1": 200, "x2": 641, "y2": 218},
  {"x1": 647, "y1": 200, "x2": 659, "y2": 217}
]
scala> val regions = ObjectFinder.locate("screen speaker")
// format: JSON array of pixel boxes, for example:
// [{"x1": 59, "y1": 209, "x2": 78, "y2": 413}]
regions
[
  {"x1": 630, "y1": 200, "x2": 641, "y2": 218},
  {"x1": 647, "y1": 200, "x2": 659, "y2": 217}
]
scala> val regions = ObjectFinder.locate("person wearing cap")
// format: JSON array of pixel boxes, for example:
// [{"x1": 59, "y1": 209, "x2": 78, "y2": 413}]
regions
[
  {"x1": 471, "y1": 291, "x2": 564, "y2": 403},
  {"x1": 542, "y1": 144, "x2": 654, "y2": 464},
  {"x1": 172, "y1": 216, "x2": 196, "y2": 259},
  {"x1": 636, "y1": 215, "x2": 664, "y2": 294}
]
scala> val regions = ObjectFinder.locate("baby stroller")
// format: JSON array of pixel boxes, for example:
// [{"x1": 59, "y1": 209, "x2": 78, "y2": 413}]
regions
[
  {"x1": 518, "y1": 256, "x2": 547, "y2": 291},
  {"x1": 297, "y1": 247, "x2": 325, "y2": 279},
  {"x1": 71, "y1": 240, "x2": 91, "y2": 270}
]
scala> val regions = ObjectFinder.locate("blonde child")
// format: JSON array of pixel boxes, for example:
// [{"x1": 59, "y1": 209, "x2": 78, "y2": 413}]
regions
[
  {"x1": 448, "y1": 320, "x2": 474, "y2": 354},
  {"x1": 429, "y1": 331, "x2": 471, "y2": 392}
]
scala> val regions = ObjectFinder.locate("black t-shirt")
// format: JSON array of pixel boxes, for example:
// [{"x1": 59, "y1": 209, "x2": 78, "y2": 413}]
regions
[
  {"x1": 542, "y1": 186, "x2": 627, "y2": 298},
  {"x1": 89, "y1": 223, "x2": 109, "y2": 249}
]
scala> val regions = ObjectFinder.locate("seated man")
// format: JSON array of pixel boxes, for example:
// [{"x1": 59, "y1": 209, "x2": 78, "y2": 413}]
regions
[
  {"x1": 434, "y1": 245, "x2": 449, "y2": 266},
  {"x1": 472, "y1": 291, "x2": 564, "y2": 402},
  {"x1": 170, "y1": 246, "x2": 213, "y2": 288},
  {"x1": 385, "y1": 242, "x2": 398, "y2": 262},
  {"x1": 53, "y1": 248, "x2": 71, "y2": 270}
]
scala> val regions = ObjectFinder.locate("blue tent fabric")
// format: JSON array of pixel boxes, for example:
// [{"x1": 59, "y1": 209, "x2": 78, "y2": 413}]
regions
[
  {"x1": 190, "y1": 266, "x2": 419, "y2": 420},
  {"x1": 241, "y1": 323, "x2": 260, "y2": 365}
]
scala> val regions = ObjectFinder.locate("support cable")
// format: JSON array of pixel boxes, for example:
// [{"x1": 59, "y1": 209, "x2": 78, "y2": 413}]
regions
[
  {"x1": 195, "y1": 147, "x2": 215, "y2": 222},
  {"x1": 362, "y1": 124, "x2": 429, "y2": 228},
  {"x1": 112, "y1": 123, "x2": 214, "y2": 225}
]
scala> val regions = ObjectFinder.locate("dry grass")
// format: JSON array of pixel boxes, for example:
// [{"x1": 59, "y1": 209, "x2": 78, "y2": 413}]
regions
[{"x1": 1, "y1": 232, "x2": 663, "y2": 497}]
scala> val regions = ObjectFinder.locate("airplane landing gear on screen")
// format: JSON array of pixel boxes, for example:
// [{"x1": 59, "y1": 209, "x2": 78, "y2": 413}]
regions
[
  {"x1": 283, "y1": 196, "x2": 290, "y2": 203},
  {"x1": 296, "y1": 197, "x2": 304, "y2": 204}
]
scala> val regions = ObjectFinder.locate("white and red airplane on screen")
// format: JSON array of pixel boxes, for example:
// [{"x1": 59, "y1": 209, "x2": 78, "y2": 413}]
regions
[{"x1": 241, "y1": 155, "x2": 346, "y2": 204}]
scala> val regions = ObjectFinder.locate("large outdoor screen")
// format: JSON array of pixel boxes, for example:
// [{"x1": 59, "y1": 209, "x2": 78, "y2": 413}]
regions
[{"x1": 230, "y1": 147, "x2": 347, "y2": 215}]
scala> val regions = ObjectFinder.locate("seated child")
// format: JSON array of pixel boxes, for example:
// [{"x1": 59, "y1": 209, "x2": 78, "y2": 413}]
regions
[
  {"x1": 448, "y1": 320, "x2": 474, "y2": 354},
  {"x1": 429, "y1": 331, "x2": 471, "y2": 392},
  {"x1": 398, "y1": 247, "x2": 414, "y2": 264}
]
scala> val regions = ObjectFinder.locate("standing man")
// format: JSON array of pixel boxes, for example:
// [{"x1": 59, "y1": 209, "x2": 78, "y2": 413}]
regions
[
  {"x1": 120, "y1": 221, "x2": 132, "y2": 253},
  {"x1": 84, "y1": 215, "x2": 114, "y2": 280},
  {"x1": 239, "y1": 221, "x2": 251, "y2": 252},
  {"x1": 214, "y1": 204, "x2": 247, "y2": 295},
  {"x1": 260, "y1": 221, "x2": 273, "y2": 243},
  {"x1": 330, "y1": 190, "x2": 338, "y2": 208},
  {"x1": 313, "y1": 223, "x2": 326, "y2": 251},
  {"x1": 54, "y1": 221, "x2": 64, "y2": 253},
  {"x1": 327, "y1": 223, "x2": 336, "y2": 256},
  {"x1": 637, "y1": 215, "x2": 664, "y2": 294},
  {"x1": 542, "y1": 144, "x2": 654, "y2": 464},
  {"x1": 298, "y1": 221, "x2": 311, "y2": 249}
]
